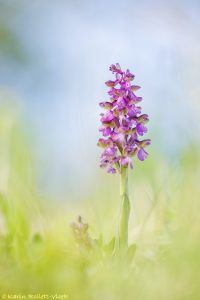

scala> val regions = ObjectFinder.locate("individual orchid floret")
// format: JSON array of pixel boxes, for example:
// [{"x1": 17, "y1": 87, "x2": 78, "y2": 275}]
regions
[{"x1": 97, "y1": 63, "x2": 150, "y2": 174}]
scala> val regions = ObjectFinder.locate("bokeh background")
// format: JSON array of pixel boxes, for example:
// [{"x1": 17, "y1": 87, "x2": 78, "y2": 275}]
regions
[
  {"x1": 1, "y1": 1, "x2": 200, "y2": 298},
  {"x1": 0, "y1": 0, "x2": 200, "y2": 199}
]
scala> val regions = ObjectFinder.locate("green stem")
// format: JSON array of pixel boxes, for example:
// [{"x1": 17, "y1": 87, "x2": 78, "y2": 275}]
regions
[{"x1": 115, "y1": 167, "x2": 130, "y2": 255}]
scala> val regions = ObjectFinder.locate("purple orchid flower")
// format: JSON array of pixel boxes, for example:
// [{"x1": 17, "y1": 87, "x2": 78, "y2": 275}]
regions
[{"x1": 97, "y1": 63, "x2": 150, "y2": 174}]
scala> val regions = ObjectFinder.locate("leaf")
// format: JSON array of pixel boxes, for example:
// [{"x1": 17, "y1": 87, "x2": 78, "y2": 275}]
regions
[
  {"x1": 93, "y1": 234, "x2": 103, "y2": 248},
  {"x1": 127, "y1": 243, "x2": 136, "y2": 261},
  {"x1": 104, "y1": 237, "x2": 115, "y2": 253}
]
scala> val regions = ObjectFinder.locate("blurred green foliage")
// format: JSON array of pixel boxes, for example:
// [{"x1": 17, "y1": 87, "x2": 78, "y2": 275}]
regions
[
  {"x1": 0, "y1": 2, "x2": 27, "y2": 63},
  {"x1": 0, "y1": 100, "x2": 200, "y2": 300}
]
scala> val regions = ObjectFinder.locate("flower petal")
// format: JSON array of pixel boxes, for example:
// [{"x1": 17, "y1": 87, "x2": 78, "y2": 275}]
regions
[{"x1": 137, "y1": 148, "x2": 148, "y2": 161}]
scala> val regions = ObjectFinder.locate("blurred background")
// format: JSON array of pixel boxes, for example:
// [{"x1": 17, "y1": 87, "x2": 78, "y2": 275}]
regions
[
  {"x1": 0, "y1": 0, "x2": 200, "y2": 199},
  {"x1": 1, "y1": 2, "x2": 200, "y2": 297}
]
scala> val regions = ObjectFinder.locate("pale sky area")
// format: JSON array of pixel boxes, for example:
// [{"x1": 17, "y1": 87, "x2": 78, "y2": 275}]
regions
[{"x1": 0, "y1": 0, "x2": 200, "y2": 197}]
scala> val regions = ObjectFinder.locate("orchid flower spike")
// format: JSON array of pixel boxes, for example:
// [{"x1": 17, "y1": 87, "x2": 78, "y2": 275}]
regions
[{"x1": 98, "y1": 63, "x2": 150, "y2": 174}]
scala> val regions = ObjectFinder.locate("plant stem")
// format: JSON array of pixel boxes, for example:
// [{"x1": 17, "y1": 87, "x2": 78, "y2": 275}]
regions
[{"x1": 115, "y1": 167, "x2": 130, "y2": 255}]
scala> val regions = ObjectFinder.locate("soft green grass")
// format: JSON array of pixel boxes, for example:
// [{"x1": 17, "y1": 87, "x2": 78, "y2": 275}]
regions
[{"x1": 0, "y1": 106, "x2": 200, "y2": 300}]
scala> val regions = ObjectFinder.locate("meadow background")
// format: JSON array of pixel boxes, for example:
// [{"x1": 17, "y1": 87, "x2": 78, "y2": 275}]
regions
[{"x1": 0, "y1": 0, "x2": 200, "y2": 299}]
